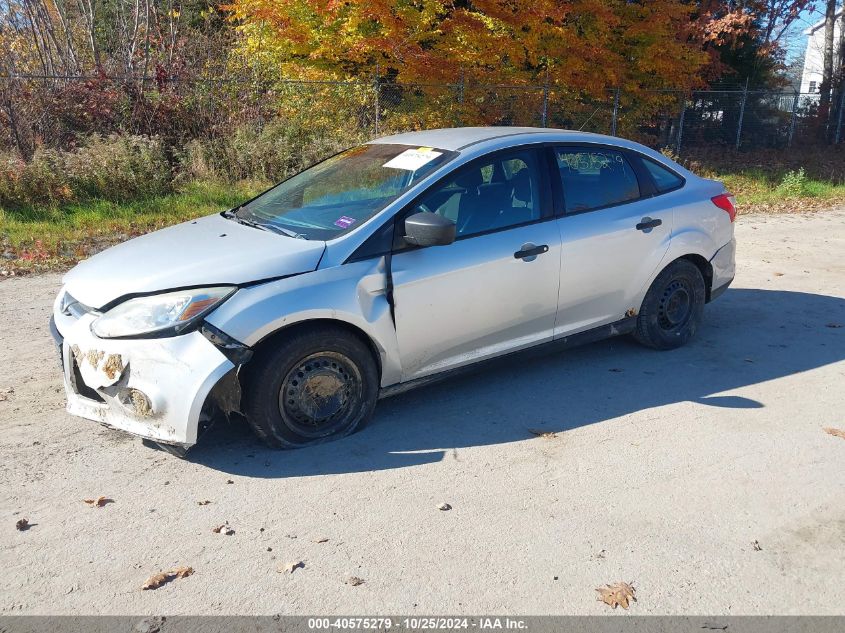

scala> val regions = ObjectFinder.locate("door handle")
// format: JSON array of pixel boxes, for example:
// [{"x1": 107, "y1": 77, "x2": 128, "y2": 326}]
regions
[
  {"x1": 636, "y1": 217, "x2": 662, "y2": 232},
  {"x1": 514, "y1": 243, "x2": 549, "y2": 261}
]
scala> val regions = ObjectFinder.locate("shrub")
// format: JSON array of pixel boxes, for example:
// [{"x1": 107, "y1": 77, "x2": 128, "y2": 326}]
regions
[
  {"x1": 775, "y1": 168, "x2": 807, "y2": 198},
  {"x1": 0, "y1": 135, "x2": 171, "y2": 210},
  {"x1": 65, "y1": 135, "x2": 171, "y2": 201},
  {"x1": 177, "y1": 119, "x2": 366, "y2": 183},
  {"x1": 0, "y1": 150, "x2": 71, "y2": 209}
]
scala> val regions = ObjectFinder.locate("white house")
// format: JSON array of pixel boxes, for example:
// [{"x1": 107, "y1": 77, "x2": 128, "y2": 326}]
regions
[{"x1": 800, "y1": 10, "x2": 843, "y2": 94}]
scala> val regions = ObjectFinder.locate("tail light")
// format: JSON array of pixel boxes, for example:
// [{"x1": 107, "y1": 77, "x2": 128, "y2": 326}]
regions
[{"x1": 711, "y1": 193, "x2": 737, "y2": 222}]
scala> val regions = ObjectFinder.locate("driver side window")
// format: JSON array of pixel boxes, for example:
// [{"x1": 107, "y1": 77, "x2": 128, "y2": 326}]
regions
[{"x1": 416, "y1": 150, "x2": 542, "y2": 238}]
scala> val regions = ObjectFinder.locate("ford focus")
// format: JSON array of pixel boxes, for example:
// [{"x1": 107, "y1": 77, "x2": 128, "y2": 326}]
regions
[{"x1": 50, "y1": 127, "x2": 736, "y2": 454}]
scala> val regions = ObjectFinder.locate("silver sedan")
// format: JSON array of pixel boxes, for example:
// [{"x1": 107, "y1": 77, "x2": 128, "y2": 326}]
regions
[{"x1": 51, "y1": 127, "x2": 736, "y2": 453}]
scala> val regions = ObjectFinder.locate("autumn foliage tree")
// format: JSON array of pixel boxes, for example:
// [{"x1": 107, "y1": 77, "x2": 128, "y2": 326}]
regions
[
  {"x1": 691, "y1": 0, "x2": 815, "y2": 84},
  {"x1": 228, "y1": 0, "x2": 712, "y2": 94}
]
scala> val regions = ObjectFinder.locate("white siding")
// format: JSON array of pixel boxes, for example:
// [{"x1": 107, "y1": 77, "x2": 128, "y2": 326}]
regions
[{"x1": 800, "y1": 13, "x2": 843, "y2": 94}]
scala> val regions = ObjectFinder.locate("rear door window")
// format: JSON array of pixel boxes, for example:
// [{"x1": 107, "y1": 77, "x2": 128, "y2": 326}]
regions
[{"x1": 554, "y1": 147, "x2": 640, "y2": 213}]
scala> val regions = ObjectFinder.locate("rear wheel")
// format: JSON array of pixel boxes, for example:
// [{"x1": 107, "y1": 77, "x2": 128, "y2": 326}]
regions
[
  {"x1": 633, "y1": 259, "x2": 705, "y2": 350},
  {"x1": 243, "y1": 326, "x2": 379, "y2": 448}
]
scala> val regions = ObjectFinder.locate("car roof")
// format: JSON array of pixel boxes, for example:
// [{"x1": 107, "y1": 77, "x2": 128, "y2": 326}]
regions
[{"x1": 369, "y1": 127, "x2": 612, "y2": 152}]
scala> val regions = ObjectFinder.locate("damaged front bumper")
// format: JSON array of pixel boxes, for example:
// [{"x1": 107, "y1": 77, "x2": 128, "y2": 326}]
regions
[{"x1": 51, "y1": 306, "x2": 239, "y2": 448}]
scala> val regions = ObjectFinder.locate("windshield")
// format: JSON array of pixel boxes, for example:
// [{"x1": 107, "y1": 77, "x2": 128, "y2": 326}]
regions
[{"x1": 229, "y1": 143, "x2": 457, "y2": 240}]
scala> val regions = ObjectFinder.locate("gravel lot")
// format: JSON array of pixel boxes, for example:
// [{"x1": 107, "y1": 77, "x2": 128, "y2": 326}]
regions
[{"x1": 1, "y1": 209, "x2": 844, "y2": 615}]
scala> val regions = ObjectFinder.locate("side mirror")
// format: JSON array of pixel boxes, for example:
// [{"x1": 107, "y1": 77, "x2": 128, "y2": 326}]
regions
[{"x1": 403, "y1": 211, "x2": 456, "y2": 247}]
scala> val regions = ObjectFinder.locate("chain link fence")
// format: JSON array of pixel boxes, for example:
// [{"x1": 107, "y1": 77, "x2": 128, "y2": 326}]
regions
[{"x1": 0, "y1": 73, "x2": 838, "y2": 160}]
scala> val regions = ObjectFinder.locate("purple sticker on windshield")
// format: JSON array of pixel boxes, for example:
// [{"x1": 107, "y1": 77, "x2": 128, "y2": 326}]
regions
[{"x1": 334, "y1": 215, "x2": 356, "y2": 229}]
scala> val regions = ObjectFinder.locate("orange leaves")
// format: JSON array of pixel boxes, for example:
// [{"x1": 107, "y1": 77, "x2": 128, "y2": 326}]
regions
[{"x1": 228, "y1": 0, "x2": 711, "y2": 93}]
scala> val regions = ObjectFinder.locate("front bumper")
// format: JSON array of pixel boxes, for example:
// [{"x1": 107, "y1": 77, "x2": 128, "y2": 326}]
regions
[{"x1": 52, "y1": 306, "x2": 235, "y2": 447}]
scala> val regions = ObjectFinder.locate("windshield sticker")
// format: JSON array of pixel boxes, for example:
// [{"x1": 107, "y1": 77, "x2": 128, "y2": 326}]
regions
[
  {"x1": 334, "y1": 215, "x2": 357, "y2": 229},
  {"x1": 383, "y1": 147, "x2": 443, "y2": 171}
]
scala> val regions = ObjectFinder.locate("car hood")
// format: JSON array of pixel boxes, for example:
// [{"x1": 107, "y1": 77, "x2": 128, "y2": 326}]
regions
[{"x1": 62, "y1": 213, "x2": 326, "y2": 308}]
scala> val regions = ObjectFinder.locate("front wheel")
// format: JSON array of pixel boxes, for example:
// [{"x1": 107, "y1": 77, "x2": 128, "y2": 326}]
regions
[
  {"x1": 242, "y1": 326, "x2": 379, "y2": 448},
  {"x1": 633, "y1": 259, "x2": 706, "y2": 350}
]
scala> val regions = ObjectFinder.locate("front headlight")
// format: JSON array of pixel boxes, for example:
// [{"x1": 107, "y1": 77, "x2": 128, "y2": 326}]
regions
[{"x1": 91, "y1": 286, "x2": 236, "y2": 339}]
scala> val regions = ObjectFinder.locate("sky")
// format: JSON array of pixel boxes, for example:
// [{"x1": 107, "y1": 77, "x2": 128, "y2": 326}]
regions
[{"x1": 784, "y1": 4, "x2": 829, "y2": 63}]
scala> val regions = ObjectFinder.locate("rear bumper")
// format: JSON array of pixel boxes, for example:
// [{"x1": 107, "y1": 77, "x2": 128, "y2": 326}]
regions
[
  {"x1": 709, "y1": 237, "x2": 736, "y2": 302},
  {"x1": 710, "y1": 277, "x2": 733, "y2": 302},
  {"x1": 53, "y1": 308, "x2": 234, "y2": 447}
]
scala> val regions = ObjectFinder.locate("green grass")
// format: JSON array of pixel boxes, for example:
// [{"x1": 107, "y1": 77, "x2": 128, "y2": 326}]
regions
[{"x1": 706, "y1": 169, "x2": 845, "y2": 210}]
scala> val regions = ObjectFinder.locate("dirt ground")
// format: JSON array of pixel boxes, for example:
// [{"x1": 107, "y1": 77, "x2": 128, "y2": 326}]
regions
[{"x1": 1, "y1": 209, "x2": 844, "y2": 615}]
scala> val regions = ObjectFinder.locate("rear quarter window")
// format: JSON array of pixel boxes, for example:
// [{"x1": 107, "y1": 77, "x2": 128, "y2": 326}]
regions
[{"x1": 642, "y1": 158, "x2": 685, "y2": 193}]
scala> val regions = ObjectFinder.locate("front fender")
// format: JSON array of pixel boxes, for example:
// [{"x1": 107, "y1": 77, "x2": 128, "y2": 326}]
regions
[{"x1": 205, "y1": 259, "x2": 402, "y2": 387}]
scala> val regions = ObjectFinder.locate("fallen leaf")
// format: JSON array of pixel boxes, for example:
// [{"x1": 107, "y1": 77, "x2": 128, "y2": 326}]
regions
[
  {"x1": 752, "y1": 540, "x2": 762, "y2": 551},
  {"x1": 278, "y1": 561, "x2": 305, "y2": 574},
  {"x1": 313, "y1": 537, "x2": 329, "y2": 543},
  {"x1": 346, "y1": 576, "x2": 365, "y2": 586},
  {"x1": 141, "y1": 567, "x2": 193, "y2": 590},
  {"x1": 823, "y1": 427, "x2": 845, "y2": 440},
  {"x1": 528, "y1": 429, "x2": 556, "y2": 439},
  {"x1": 15, "y1": 518, "x2": 29, "y2": 531},
  {"x1": 596, "y1": 581, "x2": 636, "y2": 609},
  {"x1": 197, "y1": 500, "x2": 212, "y2": 506},
  {"x1": 83, "y1": 496, "x2": 112, "y2": 507},
  {"x1": 211, "y1": 523, "x2": 235, "y2": 535},
  {"x1": 142, "y1": 573, "x2": 169, "y2": 590},
  {"x1": 438, "y1": 502, "x2": 452, "y2": 511}
]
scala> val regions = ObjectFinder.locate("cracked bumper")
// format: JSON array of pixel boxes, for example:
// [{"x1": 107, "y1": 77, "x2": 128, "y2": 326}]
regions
[
  {"x1": 52, "y1": 307, "x2": 234, "y2": 447},
  {"x1": 710, "y1": 237, "x2": 736, "y2": 300}
]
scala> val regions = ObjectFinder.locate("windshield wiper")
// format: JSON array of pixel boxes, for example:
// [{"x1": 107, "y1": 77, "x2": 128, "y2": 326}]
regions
[
  {"x1": 257, "y1": 223, "x2": 306, "y2": 239},
  {"x1": 225, "y1": 211, "x2": 306, "y2": 239}
]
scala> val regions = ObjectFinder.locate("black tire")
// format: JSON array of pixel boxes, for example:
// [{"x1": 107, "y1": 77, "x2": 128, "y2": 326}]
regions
[
  {"x1": 633, "y1": 259, "x2": 706, "y2": 350},
  {"x1": 242, "y1": 325, "x2": 379, "y2": 448}
]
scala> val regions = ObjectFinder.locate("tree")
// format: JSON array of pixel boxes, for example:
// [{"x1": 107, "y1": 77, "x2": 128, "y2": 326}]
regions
[
  {"x1": 819, "y1": 0, "x2": 836, "y2": 118},
  {"x1": 690, "y1": 1, "x2": 815, "y2": 84},
  {"x1": 227, "y1": 0, "x2": 712, "y2": 93}
]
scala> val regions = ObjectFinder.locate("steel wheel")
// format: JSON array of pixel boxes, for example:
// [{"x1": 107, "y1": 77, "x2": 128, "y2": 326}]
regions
[
  {"x1": 242, "y1": 325, "x2": 379, "y2": 449},
  {"x1": 657, "y1": 279, "x2": 694, "y2": 332},
  {"x1": 633, "y1": 259, "x2": 705, "y2": 350},
  {"x1": 278, "y1": 352, "x2": 363, "y2": 438}
]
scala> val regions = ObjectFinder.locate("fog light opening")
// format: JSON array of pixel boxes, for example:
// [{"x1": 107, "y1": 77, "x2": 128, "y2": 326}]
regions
[{"x1": 118, "y1": 388, "x2": 153, "y2": 417}]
